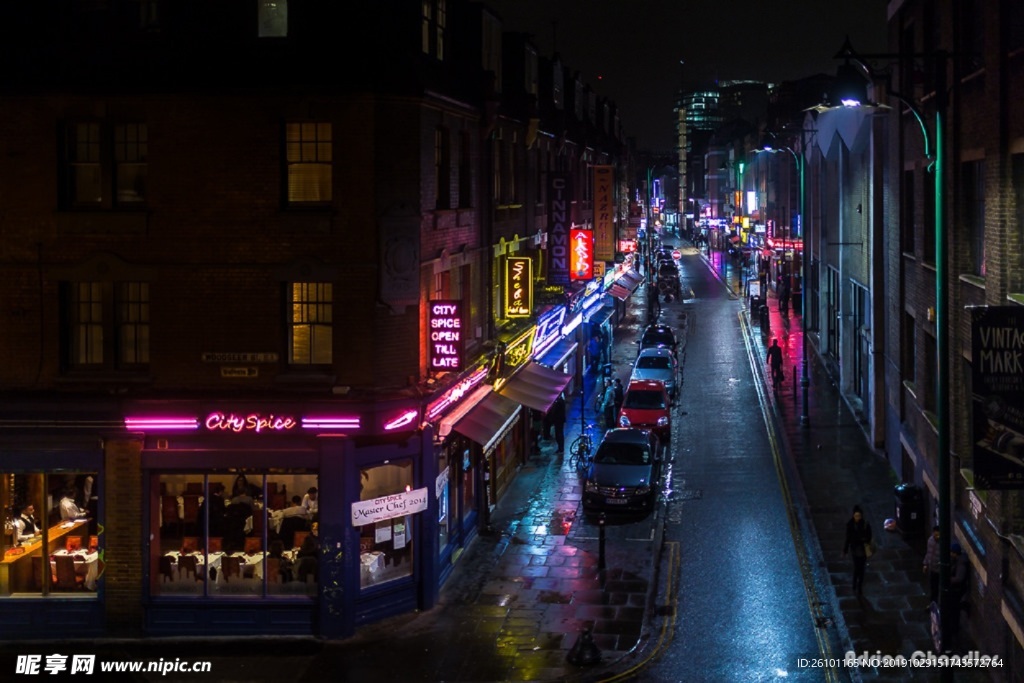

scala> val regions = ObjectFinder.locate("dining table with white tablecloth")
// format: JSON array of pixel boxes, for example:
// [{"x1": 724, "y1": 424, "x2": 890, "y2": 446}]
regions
[
  {"x1": 50, "y1": 549, "x2": 99, "y2": 590},
  {"x1": 163, "y1": 549, "x2": 297, "y2": 583}
]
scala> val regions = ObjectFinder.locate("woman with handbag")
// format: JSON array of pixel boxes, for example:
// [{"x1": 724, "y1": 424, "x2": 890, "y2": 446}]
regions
[{"x1": 842, "y1": 505, "x2": 873, "y2": 596}]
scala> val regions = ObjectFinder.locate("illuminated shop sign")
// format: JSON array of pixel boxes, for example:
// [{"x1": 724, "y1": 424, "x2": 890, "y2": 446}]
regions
[
  {"x1": 503, "y1": 327, "x2": 535, "y2": 373},
  {"x1": 428, "y1": 300, "x2": 463, "y2": 371},
  {"x1": 425, "y1": 366, "x2": 490, "y2": 420},
  {"x1": 547, "y1": 173, "x2": 572, "y2": 286},
  {"x1": 206, "y1": 412, "x2": 297, "y2": 433},
  {"x1": 533, "y1": 307, "x2": 566, "y2": 349},
  {"x1": 124, "y1": 417, "x2": 199, "y2": 431},
  {"x1": 505, "y1": 257, "x2": 533, "y2": 318},
  {"x1": 593, "y1": 165, "x2": 614, "y2": 262},
  {"x1": 384, "y1": 409, "x2": 419, "y2": 431},
  {"x1": 570, "y1": 229, "x2": 594, "y2": 282}
]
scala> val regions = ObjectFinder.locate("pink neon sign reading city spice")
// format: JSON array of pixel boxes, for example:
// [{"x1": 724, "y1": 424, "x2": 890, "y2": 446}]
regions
[{"x1": 205, "y1": 412, "x2": 297, "y2": 433}]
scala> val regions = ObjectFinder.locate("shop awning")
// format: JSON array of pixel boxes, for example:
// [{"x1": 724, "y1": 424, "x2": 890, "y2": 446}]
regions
[
  {"x1": 587, "y1": 304, "x2": 615, "y2": 327},
  {"x1": 619, "y1": 269, "x2": 643, "y2": 289},
  {"x1": 537, "y1": 338, "x2": 578, "y2": 370},
  {"x1": 607, "y1": 269, "x2": 643, "y2": 301},
  {"x1": 497, "y1": 361, "x2": 573, "y2": 414},
  {"x1": 451, "y1": 392, "x2": 521, "y2": 453}
]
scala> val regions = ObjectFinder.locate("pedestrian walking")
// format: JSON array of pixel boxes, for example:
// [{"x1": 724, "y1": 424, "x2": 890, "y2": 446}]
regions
[
  {"x1": 923, "y1": 525, "x2": 941, "y2": 605},
  {"x1": 779, "y1": 278, "x2": 791, "y2": 316},
  {"x1": 548, "y1": 393, "x2": 567, "y2": 454},
  {"x1": 613, "y1": 378, "x2": 624, "y2": 418},
  {"x1": 842, "y1": 505, "x2": 873, "y2": 596},
  {"x1": 949, "y1": 543, "x2": 970, "y2": 641},
  {"x1": 597, "y1": 379, "x2": 616, "y2": 430}
]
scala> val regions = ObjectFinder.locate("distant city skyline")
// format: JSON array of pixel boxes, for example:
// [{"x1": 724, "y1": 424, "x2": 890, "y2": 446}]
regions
[{"x1": 485, "y1": 0, "x2": 889, "y2": 150}]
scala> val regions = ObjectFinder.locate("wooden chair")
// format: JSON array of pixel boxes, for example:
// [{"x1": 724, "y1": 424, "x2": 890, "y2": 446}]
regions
[
  {"x1": 177, "y1": 554, "x2": 198, "y2": 581},
  {"x1": 181, "y1": 537, "x2": 199, "y2": 554},
  {"x1": 266, "y1": 557, "x2": 282, "y2": 584},
  {"x1": 252, "y1": 510, "x2": 265, "y2": 537},
  {"x1": 54, "y1": 556, "x2": 84, "y2": 590},
  {"x1": 161, "y1": 495, "x2": 181, "y2": 537},
  {"x1": 88, "y1": 536, "x2": 99, "y2": 552},
  {"x1": 270, "y1": 493, "x2": 287, "y2": 510},
  {"x1": 159, "y1": 555, "x2": 175, "y2": 583},
  {"x1": 221, "y1": 555, "x2": 241, "y2": 582},
  {"x1": 292, "y1": 531, "x2": 310, "y2": 551},
  {"x1": 267, "y1": 482, "x2": 279, "y2": 495},
  {"x1": 185, "y1": 482, "x2": 203, "y2": 494},
  {"x1": 207, "y1": 536, "x2": 223, "y2": 553},
  {"x1": 182, "y1": 496, "x2": 201, "y2": 535},
  {"x1": 65, "y1": 536, "x2": 83, "y2": 552},
  {"x1": 244, "y1": 537, "x2": 262, "y2": 554}
]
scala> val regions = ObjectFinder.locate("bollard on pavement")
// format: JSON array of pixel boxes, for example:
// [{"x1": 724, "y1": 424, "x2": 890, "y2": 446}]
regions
[{"x1": 566, "y1": 626, "x2": 602, "y2": 666}]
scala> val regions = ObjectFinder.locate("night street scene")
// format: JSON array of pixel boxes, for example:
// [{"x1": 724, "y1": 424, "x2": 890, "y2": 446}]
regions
[{"x1": 2, "y1": 1, "x2": 1024, "y2": 681}]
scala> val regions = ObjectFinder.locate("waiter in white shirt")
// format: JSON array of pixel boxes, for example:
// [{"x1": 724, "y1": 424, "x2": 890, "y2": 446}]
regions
[
  {"x1": 301, "y1": 487, "x2": 318, "y2": 521},
  {"x1": 59, "y1": 488, "x2": 88, "y2": 521}
]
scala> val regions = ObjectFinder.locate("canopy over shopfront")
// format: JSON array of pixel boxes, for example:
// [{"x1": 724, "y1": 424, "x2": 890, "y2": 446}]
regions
[
  {"x1": 607, "y1": 269, "x2": 643, "y2": 301},
  {"x1": 496, "y1": 361, "x2": 572, "y2": 414},
  {"x1": 449, "y1": 392, "x2": 521, "y2": 454}
]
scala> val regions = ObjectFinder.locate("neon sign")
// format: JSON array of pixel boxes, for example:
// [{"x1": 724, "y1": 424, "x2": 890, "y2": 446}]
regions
[
  {"x1": 428, "y1": 300, "x2": 463, "y2": 371},
  {"x1": 503, "y1": 326, "x2": 535, "y2": 373},
  {"x1": 301, "y1": 416, "x2": 361, "y2": 430},
  {"x1": 570, "y1": 229, "x2": 594, "y2": 282},
  {"x1": 205, "y1": 412, "x2": 297, "y2": 433},
  {"x1": 532, "y1": 307, "x2": 566, "y2": 359},
  {"x1": 505, "y1": 257, "x2": 532, "y2": 318},
  {"x1": 384, "y1": 409, "x2": 419, "y2": 431},
  {"x1": 124, "y1": 417, "x2": 199, "y2": 431},
  {"x1": 425, "y1": 366, "x2": 489, "y2": 420}
]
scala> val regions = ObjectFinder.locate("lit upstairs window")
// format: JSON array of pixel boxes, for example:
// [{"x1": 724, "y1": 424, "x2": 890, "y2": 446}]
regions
[
  {"x1": 289, "y1": 282, "x2": 333, "y2": 365},
  {"x1": 258, "y1": 0, "x2": 287, "y2": 38},
  {"x1": 285, "y1": 122, "x2": 332, "y2": 204}
]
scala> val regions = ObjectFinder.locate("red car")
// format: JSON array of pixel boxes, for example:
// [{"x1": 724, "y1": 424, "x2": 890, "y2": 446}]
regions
[{"x1": 618, "y1": 379, "x2": 671, "y2": 442}]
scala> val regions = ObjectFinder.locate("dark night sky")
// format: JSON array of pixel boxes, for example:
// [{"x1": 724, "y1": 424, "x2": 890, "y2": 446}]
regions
[{"x1": 484, "y1": 0, "x2": 890, "y2": 150}]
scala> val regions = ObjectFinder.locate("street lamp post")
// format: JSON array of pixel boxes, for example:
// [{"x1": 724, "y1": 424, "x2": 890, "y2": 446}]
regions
[
  {"x1": 756, "y1": 136, "x2": 810, "y2": 427},
  {"x1": 828, "y1": 39, "x2": 951, "y2": 653}
]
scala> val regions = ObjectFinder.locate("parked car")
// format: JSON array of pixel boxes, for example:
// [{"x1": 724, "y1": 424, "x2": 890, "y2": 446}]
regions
[
  {"x1": 631, "y1": 347, "x2": 679, "y2": 399},
  {"x1": 638, "y1": 324, "x2": 679, "y2": 358},
  {"x1": 618, "y1": 379, "x2": 671, "y2": 442},
  {"x1": 582, "y1": 428, "x2": 662, "y2": 512}
]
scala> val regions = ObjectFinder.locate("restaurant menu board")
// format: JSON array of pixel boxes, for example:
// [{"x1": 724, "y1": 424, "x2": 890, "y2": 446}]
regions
[{"x1": 971, "y1": 306, "x2": 1024, "y2": 489}]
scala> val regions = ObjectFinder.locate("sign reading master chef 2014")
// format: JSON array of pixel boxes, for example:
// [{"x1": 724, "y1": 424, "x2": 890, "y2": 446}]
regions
[
  {"x1": 429, "y1": 300, "x2": 462, "y2": 371},
  {"x1": 351, "y1": 487, "x2": 430, "y2": 526}
]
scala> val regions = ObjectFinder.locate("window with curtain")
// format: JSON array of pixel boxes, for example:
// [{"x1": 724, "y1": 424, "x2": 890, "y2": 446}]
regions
[
  {"x1": 64, "y1": 281, "x2": 150, "y2": 370},
  {"x1": 65, "y1": 122, "x2": 148, "y2": 208},
  {"x1": 288, "y1": 282, "x2": 333, "y2": 365},
  {"x1": 286, "y1": 123, "x2": 332, "y2": 204},
  {"x1": 68, "y1": 123, "x2": 102, "y2": 206},
  {"x1": 114, "y1": 124, "x2": 148, "y2": 204}
]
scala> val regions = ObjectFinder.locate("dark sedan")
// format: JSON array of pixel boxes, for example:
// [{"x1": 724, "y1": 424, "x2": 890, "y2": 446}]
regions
[{"x1": 582, "y1": 428, "x2": 662, "y2": 513}]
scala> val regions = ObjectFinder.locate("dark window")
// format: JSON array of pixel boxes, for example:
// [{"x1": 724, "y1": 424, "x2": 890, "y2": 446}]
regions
[
  {"x1": 64, "y1": 122, "x2": 148, "y2": 208},
  {"x1": 63, "y1": 281, "x2": 150, "y2": 370},
  {"x1": 458, "y1": 130, "x2": 472, "y2": 209},
  {"x1": 1012, "y1": 154, "x2": 1024, "y2": 291},
  {"x1": 961, "y1": 160, "x2": 985, "y2": 276},
  {"x1": 901, "y1": 313, "x2": 916, "y2": 419},
  {"x1": 901, "y1": 169, "x2": 915, "y2": 254},
  {"x1": 922, "y1": 168, "x2": 936, "y2": 264},
  {"x1": 435, "y1": 127, "x2": 450, "y2": 210},
  {"x1": 924, "y1": 331, "x2": 937, "y2": 413},
  {"x1": 257, "y1": 0, "x2": 287, "y2": 38}
]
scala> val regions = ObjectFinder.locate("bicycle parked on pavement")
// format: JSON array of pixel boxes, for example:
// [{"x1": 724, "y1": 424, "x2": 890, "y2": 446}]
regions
[{"x1": 568, "y1": 423, "x2": 597, "y2": 471}]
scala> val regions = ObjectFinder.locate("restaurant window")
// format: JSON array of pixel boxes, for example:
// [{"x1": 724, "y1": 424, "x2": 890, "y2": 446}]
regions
[
  {"x1": 62, "y1": 281, "x2": 151, "y2": 370},
  {"x1": 288, "y1": 282, "x2": 333, "y2": 365},
  {"x1": 358, "y1": 460, "x2": 414, "y2": 589},
  {"x1": 257, "y1": 0, "x2": 287, "y2": 38},
  {"x1": 437, "y1": 450, "x2": 451, "y2": 553},
  {"x1": 1, "y1": 471, "x2": 100, "y2": 598},
  {"x1": 151, "y1": 471, "x2": 318, "y2": 597},
  {"x1": 461, "y1": 446, "x2": 476, "y2": 526},
  {"x1": 285, "y1": 122, "x2": 332, "y2": 204}
]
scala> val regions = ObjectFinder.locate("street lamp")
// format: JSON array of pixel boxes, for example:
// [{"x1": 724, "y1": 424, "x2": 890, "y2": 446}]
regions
[
  {"x1": 822, "y1": 37, "x2": 951, "y2": 653},
  {"x1": 756, "y1": 132, "x2": 810, "y2": 428}
]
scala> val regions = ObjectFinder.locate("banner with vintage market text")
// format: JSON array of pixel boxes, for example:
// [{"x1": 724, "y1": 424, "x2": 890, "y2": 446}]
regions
[{"x1": 971, "y1": 306, "x2": 1024, "y2": 489}]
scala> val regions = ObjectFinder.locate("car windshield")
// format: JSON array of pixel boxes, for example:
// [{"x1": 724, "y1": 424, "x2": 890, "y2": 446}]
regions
[
  {"x1": 636, "y1": 356, "x2": 672, "y2": 370},
  {"x1": 624, "y1": 390, "x2": 666, "y2": 409},
  {"x1": 594, "y1": 443, "x2": 651, "y2": 466},
  {"x1": 642, "y1": 332, "x2": 674, "y2": 347}
]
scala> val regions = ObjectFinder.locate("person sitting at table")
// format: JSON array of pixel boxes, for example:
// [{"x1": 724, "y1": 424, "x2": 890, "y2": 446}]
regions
[
  {"x1": 268, "y1": 539, "x2": 294, "y2": 583},
  {"x1": 271, "y1": 495, "x2": 308, "y2": 528},
  {"x1": 301, "y1": 487, "x2": 318, "y2": 521},
  {"x1": 295, "y1": 533, "x2": 318, "y2": 584},
  {"x1": 59, "y1": 487, "x2": 88, "y2": 521},
  {"x1": 14, "y1": 502, "x2": 40, "y2": 545}
]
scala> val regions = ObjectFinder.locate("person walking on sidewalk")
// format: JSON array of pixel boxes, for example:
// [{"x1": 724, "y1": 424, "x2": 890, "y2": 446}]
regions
[
  {"x1": 597, "y1": 379, "x2": 616, "y2": 430},
  {"x1": 923, "y1": 525, "x2": 941, "y2": 605},
  {"x1": 766, "y1": 339, "x2": 784, "y2": 387},
  {"x1": 548, "y1": 393, "x2": 567, "y2": 455},
  {"x1": 843, "y1": 505, "x2": 873, "y2": 595},
  {"x1": 613, "y1": 378, "x2": 624, "y2": 418}
]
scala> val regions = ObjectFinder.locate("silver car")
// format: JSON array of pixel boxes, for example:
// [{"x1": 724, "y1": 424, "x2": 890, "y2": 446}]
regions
[{"x1": 630, "y1": 347, "x2": 678, "y2": 399}]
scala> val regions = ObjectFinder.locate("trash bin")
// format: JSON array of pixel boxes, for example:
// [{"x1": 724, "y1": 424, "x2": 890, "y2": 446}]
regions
[
  {"x1": 749, "y1": 295, "x2": 762, "y2": 318},
  {"x1": 894, "y1": 483, "x2": 925, "y2": 539}
]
